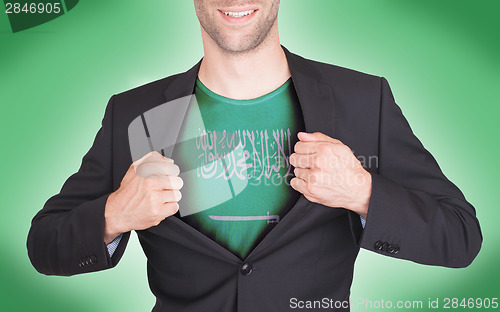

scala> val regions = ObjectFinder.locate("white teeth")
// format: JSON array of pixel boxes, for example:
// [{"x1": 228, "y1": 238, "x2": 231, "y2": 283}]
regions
[{"x1": 222, "y1": 10, "x2": 255, "y2": 18}]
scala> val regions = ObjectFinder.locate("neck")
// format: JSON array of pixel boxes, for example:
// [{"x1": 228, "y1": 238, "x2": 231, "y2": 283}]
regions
[{"x1": 197, "y1": 24, "x2": 291, "y2": 100}]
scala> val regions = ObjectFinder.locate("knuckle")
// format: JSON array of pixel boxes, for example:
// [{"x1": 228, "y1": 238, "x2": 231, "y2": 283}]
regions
[
  {"x1": 137, "y1": 162, "x2": 151, "y2": 171},
  {"x1": 289, "y1": 153, "x2": 296, "y2": 165},
  {"x1": 135, "y1": 164, "x2": 150, "y2": 178},
  {"x1": 321, "y1": 144, "x2": 334, "y2": 156},
  {"x1": 294, "y1": 142, "x2": 302, "y2": 153},
  {"x1": 146, "y1": 151, "x2": 162, "y2": 163},
  {"x1": 150, "y1": 151, "x2": 161, "y2": 159},
  {"x1": 174, "y1": 176, "x2": 184, "y2": 189},
  {"x1": 317, "y1": 144, "x2": 328, "y2": 154},
  {"x1": 295, "y1": 156, "x2": 305, "y2": 167},
  {"x1": 340, "y1": 145, "x2": 352, "y2": 155},
  {"x1": 173, "y1": 190, "x2": 182, "y2": 202},
  {"x1": 171, "y1": 164, "x2": 181, "y2": 176}
]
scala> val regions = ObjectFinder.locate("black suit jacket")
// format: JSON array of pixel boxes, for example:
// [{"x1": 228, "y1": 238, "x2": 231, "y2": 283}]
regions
[{"x1": 27, "y1": 46, "x2": 482, "y2": 311}]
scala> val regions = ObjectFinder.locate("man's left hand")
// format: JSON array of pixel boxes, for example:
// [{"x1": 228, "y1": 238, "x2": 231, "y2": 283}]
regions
[{"x1": 289, "y1": 132, "x2": 372, "y2": 219}]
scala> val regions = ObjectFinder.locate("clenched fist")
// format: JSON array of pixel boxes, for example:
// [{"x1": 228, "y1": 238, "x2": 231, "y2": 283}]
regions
[
  {"x1": 289, "y1": 132, "x2": 372, "y2": 219},
  {"x1": 103, "y1": 151, "x2": 183, "y2": 244}
]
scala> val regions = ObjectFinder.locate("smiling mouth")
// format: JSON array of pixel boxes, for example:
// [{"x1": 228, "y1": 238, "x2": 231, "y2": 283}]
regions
[{"x1": 219, "y1": 9, "x2": 257, "y2": 18}]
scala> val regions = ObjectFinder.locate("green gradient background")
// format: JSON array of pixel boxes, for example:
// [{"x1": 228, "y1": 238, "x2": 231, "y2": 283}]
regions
[{"x1": 1, "y1": 1, "x2": 498, "y2": 311}]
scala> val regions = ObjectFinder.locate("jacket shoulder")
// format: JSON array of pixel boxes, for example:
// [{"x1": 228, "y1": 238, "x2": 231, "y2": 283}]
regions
[
  {"x1": 292, "y1": 52, "x2": 382, "y2": 88},
  {"x1": 113, "y1": 73, "x2": 182, "y2": 103}
]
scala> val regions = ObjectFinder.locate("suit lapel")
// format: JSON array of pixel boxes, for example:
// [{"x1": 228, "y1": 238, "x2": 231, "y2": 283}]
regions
[
  {"x1": 283, "y1": 46, "x2": 336, "y2": 137},
  {"x1": 163, "y1": 60, "x2": 201, "y2": 101},
  {"x1": 157, "y1": 46, "x2": 338, "y2": 261}
]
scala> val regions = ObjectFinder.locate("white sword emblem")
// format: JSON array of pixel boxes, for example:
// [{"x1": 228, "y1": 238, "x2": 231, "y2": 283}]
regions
[{"x1": 208, "y1": 211, "x2": 279, "y2": 224}]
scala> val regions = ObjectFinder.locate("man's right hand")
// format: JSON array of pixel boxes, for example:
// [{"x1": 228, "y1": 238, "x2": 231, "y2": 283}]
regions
[{"x1": 103, "y1": 151, "x2": 183, "y2": 244}]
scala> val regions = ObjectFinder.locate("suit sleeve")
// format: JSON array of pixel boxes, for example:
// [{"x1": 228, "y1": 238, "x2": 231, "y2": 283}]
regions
[
  {"x1": 354, "y1": 77, "x2": 482, "y2": 268},
  {"x1": 27, "y1": 95, "x2": 131, "y2": 276}
]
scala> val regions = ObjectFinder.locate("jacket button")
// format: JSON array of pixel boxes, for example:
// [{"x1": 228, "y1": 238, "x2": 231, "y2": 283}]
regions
[
  {"x1": 381, "y1": 242, "x2": 388, "y2": 252},
  {"x1": 89, "y1": 256, "x2": 97, "y2": 265},
  {"x1": 387, "y1": 244, "x2": 395, "y2": 254},
  {"x1": 240, "y1": 263, "x2": 253, "y2": 276},
  {"x1": 374, "y1": 241, "x2": 383, "y2": 250}
]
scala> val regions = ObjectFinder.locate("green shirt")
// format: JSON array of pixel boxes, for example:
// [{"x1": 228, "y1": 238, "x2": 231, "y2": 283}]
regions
[{"x1": 173, "y1": 77, "x2": 305, "y2": 259}]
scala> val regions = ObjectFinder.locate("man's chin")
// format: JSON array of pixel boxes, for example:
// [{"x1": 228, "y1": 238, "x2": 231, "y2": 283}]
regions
[{"x1": 216, "y1": 37, "x2": 265, "y2": 55}]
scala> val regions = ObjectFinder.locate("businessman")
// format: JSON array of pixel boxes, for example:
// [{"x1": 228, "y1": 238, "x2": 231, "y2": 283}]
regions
[{"x1": 27, "y1": 1, "x2": 482, "y2": 311}]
